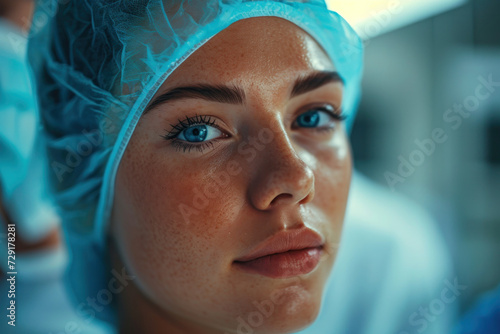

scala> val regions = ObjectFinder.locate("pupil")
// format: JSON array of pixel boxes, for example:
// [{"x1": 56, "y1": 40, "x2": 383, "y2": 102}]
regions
[
  {"x1": 299, "y1": 111, "x2": 319, "y2": 127},
  {"x1": 185, "y1": 125, "x2": 207, "y2": 142}
]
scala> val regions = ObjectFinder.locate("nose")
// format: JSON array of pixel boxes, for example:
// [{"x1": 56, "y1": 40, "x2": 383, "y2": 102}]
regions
[{"x1": 248, "y1": 126, "x2": 315, "y2": 211}]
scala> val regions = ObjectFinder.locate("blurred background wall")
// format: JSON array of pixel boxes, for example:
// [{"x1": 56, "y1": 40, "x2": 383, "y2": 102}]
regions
[{"x1": 335, "y1": 0, "x2": 500, "y2": 316}]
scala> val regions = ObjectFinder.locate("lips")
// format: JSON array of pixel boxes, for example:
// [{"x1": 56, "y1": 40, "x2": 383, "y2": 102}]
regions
[{"x1": 233, "y1": 228, "x2": 325, "y2": 279}]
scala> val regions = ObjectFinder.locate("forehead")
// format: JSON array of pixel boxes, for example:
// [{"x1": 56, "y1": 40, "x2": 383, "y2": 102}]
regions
[{"x1": 164, "y1": 17, "x2": 336, "y2": 88}]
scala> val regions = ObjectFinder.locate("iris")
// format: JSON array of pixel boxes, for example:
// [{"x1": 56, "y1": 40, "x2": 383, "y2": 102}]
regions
[
  {"x1": 183, "y1": 125, "x2": 208, "y2": 142},
  {"x1": 297, "y1": 110, "x2": 320, "y2": 128}
]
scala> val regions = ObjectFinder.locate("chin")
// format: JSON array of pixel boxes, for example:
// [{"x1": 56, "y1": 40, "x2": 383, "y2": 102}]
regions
[
  {"x1": 227, "y1": 281, "x2": 324, "y2": 334},
  {"x1": 257, "y1": 300, "x2": 322, "y2": 334}
]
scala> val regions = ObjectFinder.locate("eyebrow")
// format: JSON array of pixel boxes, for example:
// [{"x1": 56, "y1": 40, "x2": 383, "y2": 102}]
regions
[
  {"x1": 144, "y1": 71, "x2": 343, "y2": 113},
  {"x1": 291, "y1": 71, "x2": 343, "y2": 97}
]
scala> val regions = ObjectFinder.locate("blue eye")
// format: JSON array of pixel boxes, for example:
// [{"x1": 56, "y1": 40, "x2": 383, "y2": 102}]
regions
[
  {"x1": 297, "y1": 110, "x2": 321, "y2": 128},
  {"x1": 295, "y1": 107, "x2": 345, "y2": 130},
  {"x1": 177, "y1": 124, "x2": 222, "y2": 143},
  {"x1": 162, "y1": 114, "x2": 228, "y2": 153}
]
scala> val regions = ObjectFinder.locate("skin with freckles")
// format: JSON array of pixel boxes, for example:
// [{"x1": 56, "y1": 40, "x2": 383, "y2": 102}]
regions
[{"x1": 110, "y1": 17, "x2": 352, "y2": 334}]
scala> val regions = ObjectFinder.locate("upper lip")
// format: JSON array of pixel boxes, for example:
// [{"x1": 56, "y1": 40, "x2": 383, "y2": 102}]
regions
[{"x1": 234, "y1": 228, "x2": 325, "y2": 262}]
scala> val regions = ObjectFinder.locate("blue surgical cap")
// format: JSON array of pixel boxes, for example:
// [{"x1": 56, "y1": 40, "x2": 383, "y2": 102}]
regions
[{"x1": 28, "y1": 0, "x2": 364, "y2": 323}]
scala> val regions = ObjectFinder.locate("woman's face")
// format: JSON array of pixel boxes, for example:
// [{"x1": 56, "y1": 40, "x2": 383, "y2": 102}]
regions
[{"x1": 111, "y1": 17, "x2": 351, "y2": 333}]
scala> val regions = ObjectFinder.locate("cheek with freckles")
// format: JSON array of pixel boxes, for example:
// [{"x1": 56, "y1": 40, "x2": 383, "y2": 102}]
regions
[
  {"x1": 115, "y1": 132, "x2": 264, "y2": 320},
  {"x1": 311, "y1": 130, "x2": 352, "y2": 242}
]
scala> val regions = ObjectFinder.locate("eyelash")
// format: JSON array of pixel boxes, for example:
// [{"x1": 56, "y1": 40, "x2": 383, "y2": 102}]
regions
[
  {"x1": 161, "y1": 114, "x2": 225, "y2": 153},
  {"x1": 293, "y1": 106, "x2": 346, "y2": 132},
  {"x1": 162, "y1": 108, "x2": 346, "y2": 153}
]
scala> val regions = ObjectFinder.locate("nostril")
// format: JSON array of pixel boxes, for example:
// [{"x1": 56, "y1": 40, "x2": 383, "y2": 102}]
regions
[{"x1": 270, "y1": 193, "x2": 293, "y2": 206}]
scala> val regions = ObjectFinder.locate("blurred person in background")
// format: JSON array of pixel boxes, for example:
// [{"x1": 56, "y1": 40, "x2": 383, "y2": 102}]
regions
[
  {"x1": 0, "y1": 0, "x2": 62, "y2": 277},
  {"x1": 0, "y1": 1, "x2": 113, "y2": 333}
]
